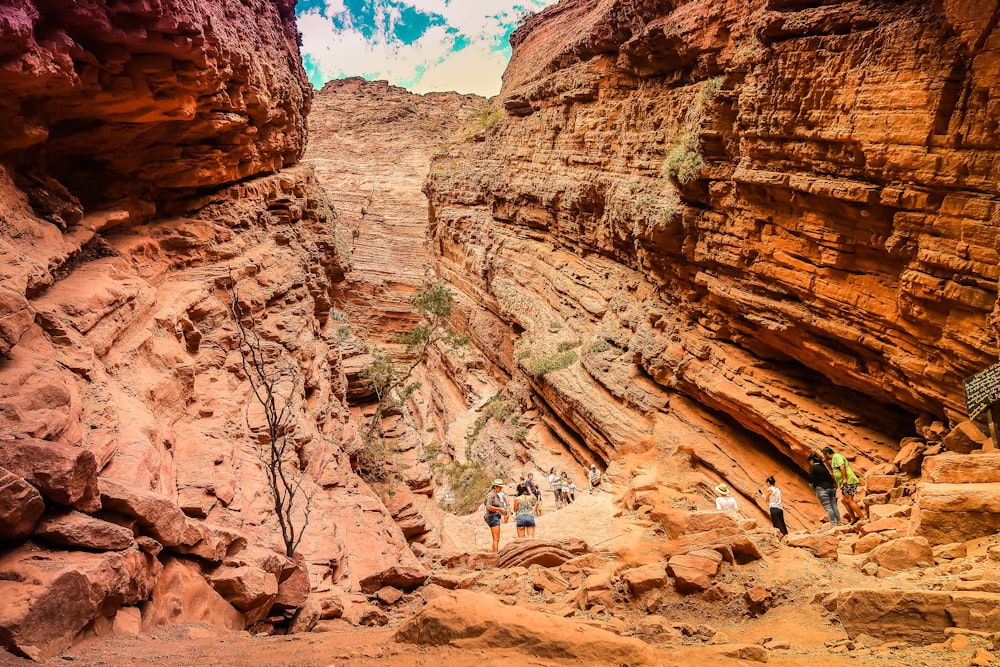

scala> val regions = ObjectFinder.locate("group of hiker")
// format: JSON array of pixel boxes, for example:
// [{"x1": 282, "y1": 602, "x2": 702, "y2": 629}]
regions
[
  {"x1": 482, "y1": 464, "x2": 606, "y2": 552},
  {"x1": 712, "y1": 446, "x2": 863, "y2": 537}
]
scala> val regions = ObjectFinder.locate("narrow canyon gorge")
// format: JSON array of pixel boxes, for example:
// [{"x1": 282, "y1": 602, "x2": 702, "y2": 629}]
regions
[{"x1": 1, "y1": 1, "x2": 1000, "y2": 666}]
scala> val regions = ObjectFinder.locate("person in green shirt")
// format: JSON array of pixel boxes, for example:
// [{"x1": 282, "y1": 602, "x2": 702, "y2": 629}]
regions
[{"x1": 822, "y1": 446, "x2": 863, "y2": 524}]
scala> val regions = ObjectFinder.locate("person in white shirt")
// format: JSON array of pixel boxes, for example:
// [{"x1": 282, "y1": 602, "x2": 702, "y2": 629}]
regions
[
  {"x1": 548, "y1": 467, "x2": 562, "y2": 508},
  {"x1": 764, "y1": 476, "x2": 788, "y2": 536},
  {"x1": 714, "y1": 483, "x2": 739, "y2": 511}
]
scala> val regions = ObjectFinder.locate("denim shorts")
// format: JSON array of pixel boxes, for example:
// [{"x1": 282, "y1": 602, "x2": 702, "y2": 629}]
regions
[
  {"x1": 484, "y1": 513, "x2": 501, "y2": 528},
  {"x1": 516, "y1": 516, "x2": 536, "y2": 528}
]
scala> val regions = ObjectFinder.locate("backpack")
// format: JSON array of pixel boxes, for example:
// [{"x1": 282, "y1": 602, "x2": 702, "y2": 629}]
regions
[{"x1": 484, "y1": 490, "x2": 498, "y2": 520}]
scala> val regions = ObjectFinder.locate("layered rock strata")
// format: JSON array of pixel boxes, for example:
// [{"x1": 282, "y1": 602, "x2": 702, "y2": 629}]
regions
[
  {"x1": 0, "y1": 1, "x2": 426, "y2": 659},
  {"x1": 424, "y1": 0, "x2": 1000, "y2": 515}
]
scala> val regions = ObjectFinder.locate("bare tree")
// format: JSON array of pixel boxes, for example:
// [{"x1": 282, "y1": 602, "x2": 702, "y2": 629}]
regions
[{"x1": 225, "y1": 280, "x2": 317, "y2": 557}]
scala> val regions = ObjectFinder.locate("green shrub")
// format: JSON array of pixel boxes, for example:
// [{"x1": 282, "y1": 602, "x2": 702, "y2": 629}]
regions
[
  {"x1": 437, "y1": 461, "x2": 498, "y2": 514},
  {"x1": 467, "y1": 393, "x2": 517, "y2": 445},
  {"x1": 587, "y1": 339, "x2": 612, "y2": 354},
  {"x1": 512, "y1": 427, "x2": 529, "y2": 443},
  {"x1": 337, "y1": 325, "x2": 352, "y2": 341},
  {"x1": 529, "y1": 351, "x2": 578, "y2": 376},
  {"x1": 516, "y1": 347, "x2": 533, "y2": 360},
  {"x1": 557, "y1": 339, "x2": 582, "y2": 352}
]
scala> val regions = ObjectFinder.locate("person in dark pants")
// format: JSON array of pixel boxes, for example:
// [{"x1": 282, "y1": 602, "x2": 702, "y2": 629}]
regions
[
  {"x1": 764, "y1": 476, "x2": 788, "y2": 537},
  {"x1": 808, "y1": 452, "x2": 841, "y2": 529}
]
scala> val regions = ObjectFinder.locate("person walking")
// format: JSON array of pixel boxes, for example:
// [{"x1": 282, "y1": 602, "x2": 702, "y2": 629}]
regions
[
  {"x1": 764, "y1": 476, "x2": 788, "y2": 537},
  {"x1": 548, "y1": 467, "x2": 563, "y2": 509},
  {"x1": 526, "y1": 472, "x2": 543, "y2": 516},
  {"x1": 560, "y1": 472, "x2": 574, "y2": 504},
  {"x1": 714, "y1": 483, "x2": 739, "y2": 512},
  {"x1": 484, "y1": 479, "x2": 508, "y2": 552},
  {"x1": 513, "y1": 483, "x2": 537, "y2": 538},
  {"x1": 822, "y1": 446, "x2": 863, "y2": 524},
  {"x1": 808, "y1": 452, "x2": 841, "y2": 529}
]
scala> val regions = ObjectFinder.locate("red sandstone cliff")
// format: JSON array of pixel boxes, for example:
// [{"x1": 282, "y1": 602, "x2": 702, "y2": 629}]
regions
[
  {"x1": 0, "y1": 2, "x2": 424, "y2": 659},
  {"x1": 424, "y1": 0, "x2": 1000, "y2": 523}
]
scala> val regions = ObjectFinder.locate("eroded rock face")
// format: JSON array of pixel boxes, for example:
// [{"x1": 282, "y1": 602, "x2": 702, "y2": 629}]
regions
[
  {"x1": 0, "y1": 0, "x2": 309, "y2": 209},
  {"x1": 423, "y1": 0, "x2": 1000, "y2": 517}
]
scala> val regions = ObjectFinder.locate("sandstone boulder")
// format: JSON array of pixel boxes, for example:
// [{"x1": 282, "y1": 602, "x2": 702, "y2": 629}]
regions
[
  {"x1": 893, "y1": 441, "x2": 925, "y2": 475},
  {"x1": 622, "y1": 563, "x2": 670, "y2": 595},
  {"x1": 396, "y1": 589, "x2": 656, "y2": 663},
  {"x1": 0, "y1": 467, "x2": 44, "y2": 540},
  {"x1": 668, "y1": 549, "x2": 723, "y2": 593},
  {"x1": 684, "y1": 511, "x2": 742, "y2": 534},
  {"x1": 941, "y1": 421, "x2": 988, "y2": 454},
  {"x1": 223, "y1": 545, "x2": 290, "y2": 579},
  {"x1": 859, "y1": 517, "x2": 909, "y2": 535},
  {"x1": 317, "y1": 591, "x2": 345, "y2": 619},
  {"x1": 853, "y1": 532, "x2": 891, "y2": 555},
  {"x1": 836, "y1": 589, "x2": 1000, "y2": 644},
  {"x1": 864, "y1": 475, "x2": 900, "y2": 494},
  {"x1": 142, "y1": 557, "x2": 243, "y2": 632},
  {"x1": 174, "y1": 519, "x2": 247, "y2": 562},
  {"x1": 98, "y1": 477, "x2": 186, "y2": 546},
  {"x1": 532, "y1": 570, "x2": 570, "y2": 595},
  {"x1": 662, "y1": 528, "x2": 763, "y2": 564},
  {"x1": 274, "y1": 556, "x2": 311, "y2": 609},
  {"x1": 0, "y1": 543, "x2": 160, "y2": 660},
  {"x1": 865, "y1": 536, "x2": 933, "y2": 571},
  {"x1": 922, "y1": 452, "x2": 1000, "y2": 483},
  {"x1": 208, "y1": 565, "x2": 278, "y2": 613},
  {"x1": 0, "y1": 438, "x2": 100, "y2": 512},
  {"x1": 376, "y1": 586, "x2": 404, "y2": 605},
  {"x1": 497, "y1": 538, "x2": 588, "y2": 568},
  {"x1": 786, "y1": 534, "x2": 839, "y2": 559},
  {"x1": 912, "y1": 483, "x2": 1000, "y2": 544},
  {"x1": 932, "y1": 543, "x2": 967, "y2": 560},
  {"x1": 32, "y1": 510, "x2": 134, "y2": 551}
]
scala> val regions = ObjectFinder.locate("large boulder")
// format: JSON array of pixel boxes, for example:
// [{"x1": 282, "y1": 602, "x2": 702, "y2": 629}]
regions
[
  {"x1": 0, "y1": 438, "x2": 100, "y2": 512},
  {"x1": 661, "y1": 527, "x2": 763, "y2": 564},
  {"x1": 622, "y1": 563, "x2": 670, "y2": 595},
  {"x1": 207, "y1": 565, "x2": 277, "y2": 624},
  {"x1": 912, "y1": 482, "x2": 1000, "y2": 545},
  {"x1": 786, "y1": 534, "x2": 839, "y2": 559},
  {"x1": 864, "y1": 536, "x2": 934, "y2": 571},
  {"x1": 497, "y1": 538, "x2": 589, "y2": 569},
  {"x1": 836, "y1": 589, "x2": 1000, "y2": 644},
  {"x1": 174, "y1": 519, "x2": 247, "y2": 562},
  {"x1": 396, "y1": 589, "x2": 657, "y2": 664},
  {"x1": 922, "y1": 452, "x2": 1000, "y2": 483},
  {"x1": 358, "y1": 564, "x2": 428, "y2": 595},
  {"x1": 142, "y1": 557, "x2": 243, "y2": 632},
  {"x1": 0, "y1": 467, "x2": 44, "y2": 540},
  {"x1": 0, "y1": 543, "x2": 160, "y2": 660},
  {"x1": 667, "y1": 549, "x2": 723, "y2": 593},
  {"x1": 97, "y1": 477, "x2": 186, "y2": 546},
  {"x1": 32, "y1": 510, "x2": 135, "y2": 551}
]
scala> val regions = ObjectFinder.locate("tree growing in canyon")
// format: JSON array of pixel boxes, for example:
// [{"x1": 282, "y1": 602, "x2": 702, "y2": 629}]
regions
[
  {"x1": 226, "y1": 282, "x2": 320, "y2": 557},
  {"x1": 356, "y1": 282, "x2": 467, "y2": 483}
]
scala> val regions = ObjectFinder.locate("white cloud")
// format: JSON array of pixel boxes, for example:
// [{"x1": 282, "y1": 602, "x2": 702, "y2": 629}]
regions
[{"x1": 298, "y1": 0, "x2": 556, "y2": 96}]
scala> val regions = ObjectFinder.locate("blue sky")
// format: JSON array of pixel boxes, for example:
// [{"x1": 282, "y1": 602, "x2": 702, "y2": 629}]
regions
[{"x1": 296, "y1": 0, "x2": 558, "y2": 96}]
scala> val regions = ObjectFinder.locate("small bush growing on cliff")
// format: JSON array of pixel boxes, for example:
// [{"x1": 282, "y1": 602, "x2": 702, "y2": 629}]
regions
[
  {"x1": 467, "y1": 392, "x2": 518, "y2": 447},
  {"x1": 357, "y1": 282, "x2": 467, "y2": 483},
  {"x1": 661, "y1": 76, "x2": 723, "y2": 185},
  {"x1": 435, "y1": 460, "x2": 499, "y2": 514},
  {"x1": 661, "y1": 132, "x2": 704, "y2": 185},
  {"x1": 557, "y1": 339, "x2": 582, "y2": 352},
  {"x1": 529, "y1": 350, "x2": 578, "y2": 376}
]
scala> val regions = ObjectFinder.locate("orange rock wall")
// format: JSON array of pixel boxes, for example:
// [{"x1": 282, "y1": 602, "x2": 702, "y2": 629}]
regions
[
  {"x1": 425, "y1": 0, "x2": 1000, "y2": 489},
  {"x1": 0, "y1": 2, "x2": 426, "y2": 656}
]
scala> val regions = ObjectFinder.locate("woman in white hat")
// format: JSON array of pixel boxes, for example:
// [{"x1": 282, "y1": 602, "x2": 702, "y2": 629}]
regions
[
  {"x1": 484, "y1": 479, "x2": 508, "y2": 552},
  {"x1": 714, "y1": 482, "x2": 739, "y2": 512}
]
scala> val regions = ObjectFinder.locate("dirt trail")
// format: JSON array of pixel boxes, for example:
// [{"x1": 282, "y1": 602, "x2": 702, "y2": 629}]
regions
[{"x1": 442, "y1": 479, "x2": 636, "y2": 553}]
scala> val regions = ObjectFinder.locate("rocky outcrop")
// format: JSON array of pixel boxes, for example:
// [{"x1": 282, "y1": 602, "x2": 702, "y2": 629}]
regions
[
  {"x1": 0, "y1": 2, "x2": 429, "y2": 659},
  {"x1": 423, "y1": 0, "x2": 1000, "y2": 519},
  {"x1": 0, "y1": 0, "x2": 309, "y2": 210},
  {"x1": 396, "y1": 588, "x2": 658, "y2": 664},
  {"x1": 304, "y1": 78, "x2": 483, "y2": 343}
]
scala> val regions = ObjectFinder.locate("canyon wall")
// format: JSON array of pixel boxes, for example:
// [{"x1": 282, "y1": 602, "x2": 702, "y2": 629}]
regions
[
  {"x1": 425, "y1": 0, "x2": 1000, "y2": 516},
  {"x1": 0, "y1": 1, "x2": 424, "y2": 659}
]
